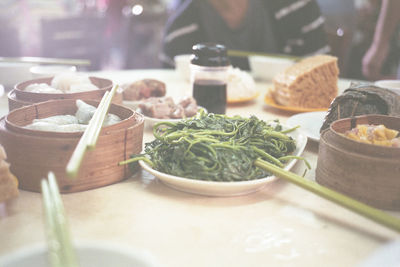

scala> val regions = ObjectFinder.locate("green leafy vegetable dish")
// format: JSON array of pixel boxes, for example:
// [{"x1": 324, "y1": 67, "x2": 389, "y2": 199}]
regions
[{"x1": 121, "y1": 110, "x2": 307, "y2": 182}]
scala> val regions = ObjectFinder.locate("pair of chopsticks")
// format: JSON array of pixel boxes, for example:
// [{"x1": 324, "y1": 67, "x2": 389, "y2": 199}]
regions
[
  {"x1": 41, "y1": 172, "x2": 79, "y2": 267},
  {"x1": 66, "y1": 85, "x2": 119, "y2": 178},
  {"x1": 0, "y1": 56, "x2": 91, "y2": 66},
  {"x1": 254, "y1": 159, "x2": 400, "y2": 233}
]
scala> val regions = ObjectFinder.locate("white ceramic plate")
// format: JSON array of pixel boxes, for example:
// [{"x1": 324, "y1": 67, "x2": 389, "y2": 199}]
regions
[
  {"x1": 286, "y1": 111, "x2": 327, "y2": 142},
  {"x1": 139, "y1": 126, "x2": 307, "y2": 197}
]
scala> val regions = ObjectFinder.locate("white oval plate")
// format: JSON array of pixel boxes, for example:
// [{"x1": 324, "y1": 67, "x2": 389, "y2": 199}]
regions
[
  {"x1": 139, "y1": 126, "x2": 307, "y2": 197},
  {"x1": 286, "y1": 111, "x2": 327, "y2": 142}
]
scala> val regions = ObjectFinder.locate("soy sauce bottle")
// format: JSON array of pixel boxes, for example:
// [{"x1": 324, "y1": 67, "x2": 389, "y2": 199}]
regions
[{"x1": 190, "y1": 43, "x2": 231, "y2": 114}]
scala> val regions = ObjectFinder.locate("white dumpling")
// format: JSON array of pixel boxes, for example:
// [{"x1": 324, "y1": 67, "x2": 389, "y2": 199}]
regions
[
  {"x1": 24, "y1": 83, "x2": 62, "y2": 93},
  {"x1": 25, "y1": 121, "x2": 87, "y2": 132},
  {"x1": 25, "y1": 121, "x2": 59, "y2": 131},
  {"x1": 25, "y1": 99, "x2": 121, "y2": 132},
  {"x1": 32, "y1": 115, "x2": 78, "y2": 125},
  {"x1": 104, "y1": 113, "x2": 121, "y2": 126},
  {"x1": 75, "y1": 99, "x2": 122, "y2": 126},
  {"x1": 51, "y1": 73, "x2": 98, "y2": 92},
  {"x1": 57, "y1": 124, "x2": 87, "y2": 132},
  {"x1": 69, "y1": 83, "x2": 99, "y2": 93},
  {"x1": 75, "y1": 99, "x2": 96, "y2": 124}
]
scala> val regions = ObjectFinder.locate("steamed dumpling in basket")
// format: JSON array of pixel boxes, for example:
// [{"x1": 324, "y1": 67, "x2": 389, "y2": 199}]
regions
[
  {"x1": 51, "y1": 73, "x2": 99, "y2": 93},
  {"x1": 25, "y1": 100, "x2": 121, "y2": 132}
]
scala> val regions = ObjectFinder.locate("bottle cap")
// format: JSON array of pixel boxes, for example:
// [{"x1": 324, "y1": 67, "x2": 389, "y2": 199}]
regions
[{"x1": 191, "y1": 43, "x2": 230, "y2": 67}]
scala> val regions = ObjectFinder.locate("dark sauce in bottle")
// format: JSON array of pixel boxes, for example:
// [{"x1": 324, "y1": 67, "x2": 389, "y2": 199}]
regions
[{"x1": 193, "y1": 79, "x2": 226, "y2": 114}]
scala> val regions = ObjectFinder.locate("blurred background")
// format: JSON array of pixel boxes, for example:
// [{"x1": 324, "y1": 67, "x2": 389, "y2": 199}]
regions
[{"x1": 0, "y1": 0, "x2": 399, "y2": 80}]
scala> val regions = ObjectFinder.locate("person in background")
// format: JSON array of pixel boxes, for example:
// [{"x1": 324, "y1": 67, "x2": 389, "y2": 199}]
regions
[
  {"x1": 361, "y1": 0, "x2": 400, "y2": 81},
  {"x1": 160, "y1": 0, "x2": 330, "y2": 70}
]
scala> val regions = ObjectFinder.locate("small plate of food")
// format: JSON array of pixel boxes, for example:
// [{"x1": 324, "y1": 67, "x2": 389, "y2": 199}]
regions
[
  {"x1": 136, "y1": 96, "x2": 203, "y2": 129},
  {"x1": 121, "y1": 78, "x2": 167, "y2": 109},
  {"x1": 264, "y1": 55, "x2": 339, "y2": 113},
  {"x1": 122, "y1": 112, "x2": 307, "y2": 197},
  {"x1": 120, "y1": 78, "x2": 204, "y2": 129}
]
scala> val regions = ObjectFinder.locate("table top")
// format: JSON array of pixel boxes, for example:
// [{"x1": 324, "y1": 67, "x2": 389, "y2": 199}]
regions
[{"x1": 0, "y1": 69, "x2": 398, "y2": 267}]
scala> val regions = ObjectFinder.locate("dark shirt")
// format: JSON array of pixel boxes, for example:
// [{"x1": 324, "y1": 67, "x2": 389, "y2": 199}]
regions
[{"x1": 160, "y1": 0, "x2": 330, "y2": 69}]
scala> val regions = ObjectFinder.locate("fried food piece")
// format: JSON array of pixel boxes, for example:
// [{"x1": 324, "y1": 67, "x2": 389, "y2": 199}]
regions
[
  {"x1": 122, "y1": 79, "x2": 166, "y2": 101},
  {"x1": 272, "y1": 55, "x2": 339, "y2": 108}
]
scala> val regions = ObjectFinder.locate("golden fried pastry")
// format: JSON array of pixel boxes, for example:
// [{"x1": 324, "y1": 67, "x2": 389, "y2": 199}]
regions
[{"x1": 272, "y1": 55, "x2": 339, "y2": 109}]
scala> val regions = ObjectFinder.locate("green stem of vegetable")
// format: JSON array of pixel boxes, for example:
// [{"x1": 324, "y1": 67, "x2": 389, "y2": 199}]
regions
[
  {"x1": 252, "y1": 146, "x2": 284, "y2": 167},
  {"x1": 280, "y1": 125, "x2": 300, "y2": 134},
  {"x1": 263, "y1": 130, "x2": 292, "y2": 140},
  {"x1": 278, "y1": 156, "x2": 311, "y2": 169},
  {"x1": 211, "y1": 143, "x2": 247, "y2": 150},
  {"x1": 254, "y1": 159, "x2": 400, "y2": 233}
]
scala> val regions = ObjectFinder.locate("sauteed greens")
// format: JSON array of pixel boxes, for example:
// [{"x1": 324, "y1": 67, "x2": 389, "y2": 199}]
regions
[{"x1": 121, "y1": 111, "x2": 302, "y2": 181}]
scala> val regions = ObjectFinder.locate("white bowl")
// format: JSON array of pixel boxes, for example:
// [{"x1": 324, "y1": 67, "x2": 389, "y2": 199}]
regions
[
  {"x1": 174, "y1": 54, "x2": 192, "y2": 81},
  {"x1": 0, "y1": 241, "x2": 159, "y2": 267},
  {"x1": 249, "y1": 55, "x2": 294, "y2": 81},
  {"x1": 30, "y1": 64, "x2": 77, "y2": 78},
  {"x1": 0, "y1": 62, "x2": 36, "y2": 90},
  {"x1": 374, "y1": 80, "x2": 400, "y2": 95}
]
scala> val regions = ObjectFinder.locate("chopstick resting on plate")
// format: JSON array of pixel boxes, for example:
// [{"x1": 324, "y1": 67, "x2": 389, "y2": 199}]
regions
[
  {"x1": 41, "y1": 172, "x2": 79, "y2": 267},
  {"x1": 0, "y1": 56, "x2": 91, "y2": 66},
  {"x1": 66, "y1": 85, "x2": 119, "y2": 178}
]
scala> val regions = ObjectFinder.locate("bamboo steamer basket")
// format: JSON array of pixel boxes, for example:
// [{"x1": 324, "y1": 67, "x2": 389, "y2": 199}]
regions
[
  {"x1": 8, "y1": 76, "x2": 123, "y2": 111},
  {"x1": 316, "y1": 115, "x2": 400, "y2": 210},
  {"x1": 0, "y1": 99, "x2": 144, "y2": 193},
  {"x1": 7, "y1": 89, "x2": 32, "y2": 111}
]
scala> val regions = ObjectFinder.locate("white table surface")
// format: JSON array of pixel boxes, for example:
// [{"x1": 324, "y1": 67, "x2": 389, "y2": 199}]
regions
[{"x1": 0, "y1": 69, "x2": 398, "y2": 267}]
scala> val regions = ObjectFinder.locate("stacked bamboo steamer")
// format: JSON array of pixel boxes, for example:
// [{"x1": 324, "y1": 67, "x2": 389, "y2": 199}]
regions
[
  {"x1": 7, "y1": 76, "x2": 123, "y2": 111},
  {"x1": 2, "y1": 74, "x2": 143, "y2": 193},
  {"x1": 316, "y1": 115, "x2": 400, "y2": 211},
  {"x1": 0, "y1": 99, "x2": 144, "y2": 193}
]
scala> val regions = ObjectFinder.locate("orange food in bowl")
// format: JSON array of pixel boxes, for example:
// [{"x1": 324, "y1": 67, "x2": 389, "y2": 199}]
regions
[{"x1": 343, "y1": 124, "x2": 400, "y2": 147}]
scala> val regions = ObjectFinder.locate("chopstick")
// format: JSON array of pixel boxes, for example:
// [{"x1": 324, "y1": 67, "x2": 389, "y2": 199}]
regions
[
  {"x1": 41, "y1": 172, "x2": 79, "y2": 267},
  {"x1": 86, "y1": 85, "x2": 118, "y2": 149},
  {"x1": 66, "y1": 85, "x2": 119, "y2": 178},
  {"x1": 227, "y1": 49, "x2": 301, "y2": 61},
  {"x1": 0, "y1": 56, "x2": 91, "y2": 66},
  {"x1": 254, "y1": 159, "x2": 400, "y2": 233}
]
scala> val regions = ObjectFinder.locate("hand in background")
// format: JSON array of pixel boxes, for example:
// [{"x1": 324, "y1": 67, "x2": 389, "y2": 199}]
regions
[
  {"x1": 361, "y1": 0, "x2": 400, "y2": 81},
  {"x1": 362, "y1": 41, "x2": 389, "y2": 81}
]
